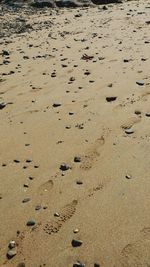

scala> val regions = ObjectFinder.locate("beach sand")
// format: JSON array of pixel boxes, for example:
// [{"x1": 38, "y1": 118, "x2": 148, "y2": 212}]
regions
[{"x1": 0, "y1": 1, "x2": 150, "y2": 266}]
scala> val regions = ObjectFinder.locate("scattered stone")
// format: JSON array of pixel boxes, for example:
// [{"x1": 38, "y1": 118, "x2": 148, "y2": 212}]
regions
[
  {"x1": 26, "y1": 159, "x2": 32, "y2": 163},
  {"x1": 60, "y1": 163, "x2": 70, "y2": 171},
  {"x1": 22, "y1": 197, "x2": 31, "y2": 203},
  {"x1": 73, "y1": 228, "x2": 79, "y2": 233},
  {"x1": 8, "y1": 240, "x2": 16, "y2": 249},
  {"x1": 53, "y1": 102, "x2": 62, "y2": 107},
  {"x1": 94, "y1": 264, "x2": 100, "y2": 267},
  {"x1": 74, "y1": 156, "x2": 81, "y2": 163},
  {"x1": 7, "y1": 249, "x2": 17, "y2": 259},
  {"x1": 125, "y1": 128, "x2": 134, "y2": 134},
  {"x1": 24, "y1": 183, "x2": 29, "y2": 188},
  {"x1": 0, "y1": 102, "x2": 6, "y2": 110},
  {"x1": 35, "y1": 205, "x2": 42, "y2": 210},
  {"x1": 107, "y1": 83, "x2": 113, "y2": 87},
  {"x1": 145, "y1": 113, "x2": 150, "y2": 117},
  {"x1": 14, "y1": 159, "x2": 20, "y2": 163},
  {"x1": 66, "y1": 125, "x2": 71, "y2": 129},
  {"x1": 125, "y1": 174, "x2": 132, "y2": 179},
  {"x1": 54, "y1": 212, "x2": 60, "y2": 217},
  {"x1": 72, "y1": 239, "x2": 83, "y2": 247},
  {"x1": 73, "y1": 262, "x2": 85, "y2": 267},
  {"x1": 2, "y1": 50, "x2": 9, "y2": 56},
  {"x1": 106, "y1": 96, "x2": 117, "y2": 102},
  {"x1": 26, "y1": 219, "x2": 36, "y2": 226},
  {"x1": 135, "y1": 110, "x2": 141, "y2": 115},
  {"x1": 76, "y1": 180, "x2": 83, "y2": 185},
  {"x1": 69, "y1": 77, "x2": 75, "y2": 82},
  {"x1": 136, "y1": 80, "x2": 145, "y2": 86}
]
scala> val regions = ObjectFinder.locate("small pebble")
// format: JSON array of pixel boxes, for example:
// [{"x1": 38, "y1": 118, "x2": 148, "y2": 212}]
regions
[
  {"x1": 53, "y1": 102, "x2": 61, "y2": 108},
  {"x1": 72, "y1": 239, "x2": 83, "y2": 247},
  {"x1": 106, "y1": 96, "x2": 117, "y2": 102},
  {"x1": 136, "y1": 80, "x2": 145, "y2": 86},
  {"x1": 24, "y1": 183, "x2": 29, "y2": 188},
  {"x1": 22, "y1": 197, "x2": 31, "y2": 203},
  {"x1": 125, "y1": 128, "x2": 134, "y2": 134},
  {"x1": 76, "y1": 180, "x2": 83, "y2": 185},
  {"x1": 0, "y1": 102, "x2": 6, "y2": 110},
  {"x1": 125, "y1": 174, "x2": 132, "y2": 179},
  {"x1": 35, "y1": 205, "x2": 42, "y2": 211},
  {"x1": 54, "y1": 212, "x2": 60, "y2": 217},
  {"x1": 7, "y1": 249, "x2": 17, "y2": 259},
  {"x1": 60, "y1": 163, "x2": 70, "y2": 171},
  {"x1": 135, "y1": 110, "x2": 141, "y2": 115},
  {"x1": 73, "y1": 262, "x2": 85, "y2": 267},
  {"x1": 74, "y1": 156, "x2": 81, "y2": 163},
  {"x1": 26, "y1": 219, "x2": 36, "y2": 226},
  {"x1": 8, "y1": 240, "x2": 16, "y2": 249},
  {"x1": 73, "y1": 229, "x2": 79, "y2": 233}
]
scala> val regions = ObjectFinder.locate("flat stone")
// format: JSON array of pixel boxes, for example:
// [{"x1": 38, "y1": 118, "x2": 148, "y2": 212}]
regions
[
  {"x1": 125, "y1": 174, "x2": 132, "y2": 179},
  {"x1": 26, "y1": 219, "x2": 36, "y2": 226},
  {"x1": 76, "y1": 180, "x2": 83, "y2": 185},
  {"x1": 72, "y1": 239, "x2": 83, "y2": 247},
  {"x1": 136, "y1": 80, "x2": 145, "y2": 86},
  {"x1": 135, "y1": 110, "x2": 141, "y2": 115},
  {"x1": 125, "y1": 128, "x2": 134, "y2": 134},
  {"x1": 53, "y1": 102, "x2": 61, "y2": 108},
  {"x1": 7, "y1": 249, "x2": 17, "y2": 259},
  {"x1": 22, "y1": 197, "x2": 31, "y2": 203},
  {"x1": 73, "y1": 262, "x2": 85, "y2": 267},
  {"x1": 73, "y1": 228, "x2": 79, "y2": 233},
  {"x1": 106, "y1": 96, "x2": 117, "y2": 102}
]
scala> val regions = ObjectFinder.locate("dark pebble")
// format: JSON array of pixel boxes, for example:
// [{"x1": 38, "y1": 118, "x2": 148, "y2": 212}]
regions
[
  {"x1": 72, "y1": 239, "x2": 83, "y2": 247},
  {"x1": 60, "y1": 163, "x2": 70, "y2": 171},
  {"x1": 106, "y1": 96, "x2": 117, "y2": 102}
]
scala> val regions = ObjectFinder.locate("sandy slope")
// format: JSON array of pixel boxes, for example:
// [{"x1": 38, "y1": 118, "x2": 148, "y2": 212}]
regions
[{"x1": 0, "y1": 1, "x2": 150, "y2": 266}]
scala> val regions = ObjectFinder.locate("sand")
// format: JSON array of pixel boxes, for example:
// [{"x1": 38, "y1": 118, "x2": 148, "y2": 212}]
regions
[{"x1": 0, "y1": 1, "x2": 150, "y2": 266}]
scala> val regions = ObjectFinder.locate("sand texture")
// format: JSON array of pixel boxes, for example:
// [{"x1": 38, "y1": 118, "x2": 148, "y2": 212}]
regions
[{"x1": 0, "y1": 1, "x2": 150, "y2": 266}]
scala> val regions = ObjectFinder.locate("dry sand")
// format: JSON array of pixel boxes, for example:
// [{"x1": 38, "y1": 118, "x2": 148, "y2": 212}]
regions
[{"x1": 0, "y1": 1, "x2": 150, "y2": 266}]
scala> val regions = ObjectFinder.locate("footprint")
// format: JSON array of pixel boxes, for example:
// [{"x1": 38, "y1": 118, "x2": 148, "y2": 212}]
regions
[
  {"x1": 80, "y1": 136, "x2": 105, "y2": 170},
  {"x1": 114, "y1": 228, "x2": 150, "y2": 267},
  {"x1": 43, "y1": 200, "x2": 77, "y2": 235},
  {"x1": 88, "y1": 183, "x2": 104, "y2": 197},
  {"x1": 36, "y1": 179, "x2": 53, "y2": 205},
  {"x1": 121, "y1": 116, "x2": 141, "y2": 130}
]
